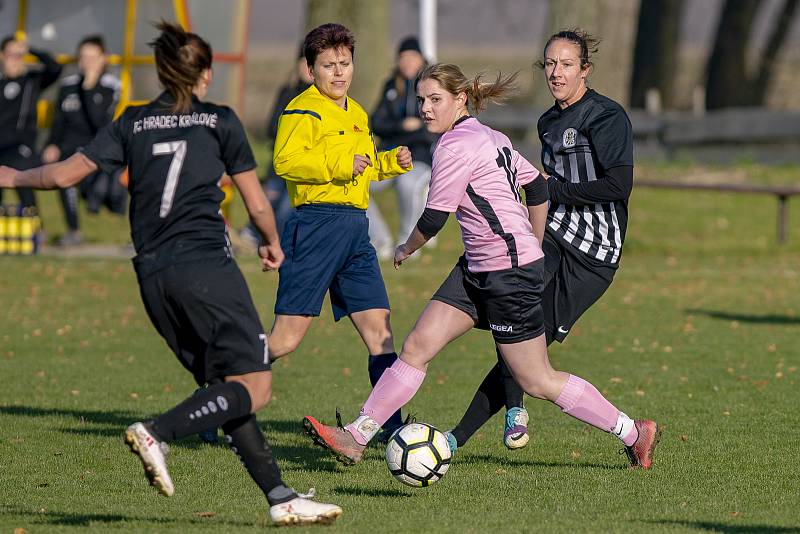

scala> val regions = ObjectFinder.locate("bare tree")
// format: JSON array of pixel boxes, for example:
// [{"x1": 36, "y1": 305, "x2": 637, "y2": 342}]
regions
[
  {"x1": 630, "y1": 0, "x2": 684, "y2": 109},
  {"x1": 705, "y1": 0, "x2": 761, "y2": 109},
  {"x1": 305, "y1": 0, "x2": 389, "y2": 110},
  {"x1": 706, "y1": 0, "x2": 798, "y2": 108},
  {"x1": 751, "y1": 0, "x2": 799, "y2": 104}
]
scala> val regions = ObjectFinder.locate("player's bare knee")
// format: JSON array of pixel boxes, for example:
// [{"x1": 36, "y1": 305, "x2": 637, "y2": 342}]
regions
[
  {"x1": 524, "y1": 372, "x2": 562, "y2": 400},
  {"x1": 229, "y1": 372, "x2": 272, "y2": 411},
  {"x1": 518, "y1": 375, "x2": 550, "y2": 400},
  {"x1": 354, "y1": 312, "x2": 394, "y2": 354},
  {"x1": 400, "y1": 333, "x2": 432, "y2": 368},
  {"x1": 268, "y1": 332, "x2": 302, "y2": 359},
  {"x1": 250, "y1": 386, "x2": 272, "y2": 411},
  {"x1": 366, "y1": 328, "x2": 394, "y2": 354}
]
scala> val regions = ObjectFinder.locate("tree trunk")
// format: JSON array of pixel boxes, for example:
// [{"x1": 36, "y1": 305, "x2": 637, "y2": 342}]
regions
[
  {"x1": 305, "y1": 0, "x2": 389, "y2": 110},
  {"x1": 629, "y1": 0, "x2": 684, "y2": 109},
  {"x1": 705, "y1": 0, "x2": 760, "y2": 109},
  {"x1": 750, "y1": 0, "x2": 799, "y2": 104}
]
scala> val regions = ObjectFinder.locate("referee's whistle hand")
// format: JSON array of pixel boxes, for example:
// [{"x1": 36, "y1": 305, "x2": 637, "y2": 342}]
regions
[
  {"x1": 353, "y1": 154, "x2": 371, "y2": 177},
  {"x1": 259, "y1": 243, "x2": 284, "y2": 271}
]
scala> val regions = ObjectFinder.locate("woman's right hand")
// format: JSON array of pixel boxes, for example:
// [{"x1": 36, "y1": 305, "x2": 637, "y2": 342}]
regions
[
  {"x1": 259, "y1": 243, "x2": 285, "y2": 271},
  {"x1": 353, "y1": 154, "x2": 372, "y2": 177}
]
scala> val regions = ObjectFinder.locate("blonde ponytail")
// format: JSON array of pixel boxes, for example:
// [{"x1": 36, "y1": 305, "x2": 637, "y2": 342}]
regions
[{"x1": 418, "y1": 63, "x2": 518, "y2": 114}]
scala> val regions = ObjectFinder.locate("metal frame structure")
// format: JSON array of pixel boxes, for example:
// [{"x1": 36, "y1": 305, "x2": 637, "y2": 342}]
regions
[{"x1": 14, "y1": 0, "x2": 250, "y2": 117}]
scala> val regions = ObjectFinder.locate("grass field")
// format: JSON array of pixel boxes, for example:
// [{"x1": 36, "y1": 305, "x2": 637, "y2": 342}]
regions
[{"x1": 1, "y1": 162, "x2": 799, "y2": 532}]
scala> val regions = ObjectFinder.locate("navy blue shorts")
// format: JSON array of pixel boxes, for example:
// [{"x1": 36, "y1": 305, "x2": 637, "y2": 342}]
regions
[{"x1": 274, "y1": 204, "x2": 390, "y2": 321}]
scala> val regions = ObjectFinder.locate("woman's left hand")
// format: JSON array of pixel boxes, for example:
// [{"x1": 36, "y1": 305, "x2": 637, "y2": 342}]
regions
[
  {"x1": 396, "y1": 146, "x2": 413, "y2": 169},
  {"x1": 393, "y1": 243, "x2": 413, "y2": 269}
]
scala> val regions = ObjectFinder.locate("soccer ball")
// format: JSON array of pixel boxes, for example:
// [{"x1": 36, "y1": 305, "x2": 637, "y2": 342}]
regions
[{"x1": 385, "y1": 422, "x2": 451, "y2": 487}]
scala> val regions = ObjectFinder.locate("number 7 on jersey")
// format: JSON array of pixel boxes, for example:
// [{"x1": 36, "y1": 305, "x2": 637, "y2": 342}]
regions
[{"x1": 153, "y1": 140, "x2": 187, "y2": 218}]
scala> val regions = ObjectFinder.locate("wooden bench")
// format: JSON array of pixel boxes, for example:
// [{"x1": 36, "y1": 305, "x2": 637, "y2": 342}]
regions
[{"x1": 635, "y1": 180, "x2": 800, "y2": 243}]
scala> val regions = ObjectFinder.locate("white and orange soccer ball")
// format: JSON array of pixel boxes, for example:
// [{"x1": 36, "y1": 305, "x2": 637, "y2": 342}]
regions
[{"x1": 385, "y1": 423, "x2": 452, "y2": 487}]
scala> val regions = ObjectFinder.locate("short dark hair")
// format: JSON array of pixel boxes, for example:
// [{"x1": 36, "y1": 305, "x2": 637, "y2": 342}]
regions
[
  {"x1": 78, "y1": 35, "x2": 106, "y2": 53},
  {"x1": 1, "y1": 36, "x2": 17, "y2": 52},
  {"x1": 303, "y1": 23, "x2": 355, "y2": 66}
]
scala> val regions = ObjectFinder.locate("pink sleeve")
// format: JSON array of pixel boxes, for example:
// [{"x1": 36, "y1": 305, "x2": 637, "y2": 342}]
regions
[
  {"x1": 512, "y1": 148, "x2": 541, "y2": 187},
  {"x1": 426, "y1": 146, "x2": 472, "y2": 212}
]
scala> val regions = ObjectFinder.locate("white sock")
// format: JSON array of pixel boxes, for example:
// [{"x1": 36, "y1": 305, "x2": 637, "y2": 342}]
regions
[
  {"x1": 347, "y1": 415, "x2": 380, "y2": 445},
  {"x1": 612, "y1": 412, "x2": 636, "y2": 444}
]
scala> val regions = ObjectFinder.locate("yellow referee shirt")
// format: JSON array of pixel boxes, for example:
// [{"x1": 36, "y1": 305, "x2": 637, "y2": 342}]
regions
[{"x1": 273, "y1": 84, "x2": 410, "y2": 209}]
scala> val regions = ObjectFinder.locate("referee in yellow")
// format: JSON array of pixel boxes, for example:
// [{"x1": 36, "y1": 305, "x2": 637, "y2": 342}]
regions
[{"x1": 268, "y1": 23, "x2": 412, "y2": 439}]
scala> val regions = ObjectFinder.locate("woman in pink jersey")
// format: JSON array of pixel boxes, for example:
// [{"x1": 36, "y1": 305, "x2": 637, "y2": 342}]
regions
[{"x1": 302, "y1": 63, "x2": 659, "y2": 469}]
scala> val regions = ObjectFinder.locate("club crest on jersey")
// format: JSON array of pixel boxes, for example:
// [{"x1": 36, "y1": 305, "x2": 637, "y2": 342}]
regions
[
  {"x1": 62, "y1": 93, "x2": 81, "y2": 112},
  {"x1": 3, "y1": 81, "x2": 21, "y2": 100},
  {"x1": 353, "y1": 124, "x2": 363, "y2": 132},
  {"x1": 562, "y1": 128, "x2": 577, "y2": 148}
]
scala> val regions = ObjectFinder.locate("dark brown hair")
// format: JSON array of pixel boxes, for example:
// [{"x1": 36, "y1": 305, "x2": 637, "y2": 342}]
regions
[
  {"x1": 303, "y1": 23, "x2": 355, "y2": 66},
  {"x1": 78, "y1": 35, "x2": 106, "y2": 53},
  {"x1": 535, "y1": 28, "x2": 600, "y2": 70},
  {"x1": 417, "y1": 63, "x2": 518, "y2": 115},
  {"x1": 1, "y1": 36, "x2": 17, "y2": 52},
  {"x1": 149, "y1": 20, "x2": 212, "y2": 113}
]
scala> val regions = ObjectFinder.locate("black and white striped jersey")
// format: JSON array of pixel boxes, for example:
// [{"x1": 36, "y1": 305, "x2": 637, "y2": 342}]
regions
[{"x1": 537, "y1": 89, "x2": 633, "y2": 264}]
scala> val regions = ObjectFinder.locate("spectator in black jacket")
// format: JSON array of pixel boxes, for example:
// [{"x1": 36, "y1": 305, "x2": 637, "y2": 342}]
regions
[
  {"x1": 42, "y1": 35, "x2": 121, "y2": 246},
  {"x1": 0, "y1": 36, "x2": 62, "y2": 208},
  {"x1": 368, "y1": 36, "x2": 437, "y2": 260},
  {"x1": 239, "y1": 44, "x2": 312, "y2": 246}
]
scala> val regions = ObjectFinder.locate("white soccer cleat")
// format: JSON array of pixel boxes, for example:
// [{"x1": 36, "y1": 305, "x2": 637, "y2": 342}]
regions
[
  {"x1": 269, "y1": 489, "x2": 342, "y2": 526},
  {"x1": 124, "y1": 422, "x2": 175, "y2": 497},
  {"x1": 503, "y1": 407, "x2": 530, "y2": 450}
]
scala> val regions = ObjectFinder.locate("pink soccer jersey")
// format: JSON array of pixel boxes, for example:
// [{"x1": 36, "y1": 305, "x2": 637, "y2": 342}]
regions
[{"x1": 426, "y1": 116, "x2": 544, "y2": 272}]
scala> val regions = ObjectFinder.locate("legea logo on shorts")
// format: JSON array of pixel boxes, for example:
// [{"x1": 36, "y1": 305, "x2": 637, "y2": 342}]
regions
[{"x1": 489, "y1": 323, "x2": 513, "y2": 332}]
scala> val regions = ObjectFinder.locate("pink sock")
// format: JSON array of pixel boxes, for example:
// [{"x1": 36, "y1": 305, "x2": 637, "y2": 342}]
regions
[
  {"x1": 554, "y1": 374, "x2": 620, "y2": 434},
  {"x1": 345, "y1": 359, "x2": 425, "y2": 444}
]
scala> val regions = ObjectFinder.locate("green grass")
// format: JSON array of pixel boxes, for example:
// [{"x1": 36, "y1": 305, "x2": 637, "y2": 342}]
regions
[{"x1": 1, "y1": 163, "x2": 799, "y2": 532}]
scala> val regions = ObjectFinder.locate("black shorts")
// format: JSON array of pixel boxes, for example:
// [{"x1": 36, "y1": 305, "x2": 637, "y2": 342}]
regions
[
  {"x1": 137, "y1": 255, "x2": 270, "y2": 385},
  {"x1": 541, "y1": 231, "x2": 617, "y2": 343},
  {"x1": 0, "y1": 144, "x2": 39, "y2": 169},
  {"x1": 432, "y1": 256, "x2": 545, "y2": 344},
  {"x1": 0, "y1": 144, "x2": 39, "y2": 205}
]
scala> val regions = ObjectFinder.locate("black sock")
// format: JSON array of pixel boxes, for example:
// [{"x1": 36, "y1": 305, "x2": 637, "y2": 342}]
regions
[
  {"x1": 222, "y1": 414, "x2": 296, "y2": 506},
  {"x1": 149, "y1": 382, "x2": 251, "y2": 442},
  {"x1": 450, "y1": 362, "x2": 507, "y2": 447},
  {"x1": 498, "y1": 347, "x2": 524, "y2": 410},
  {"x1": 368, "y1": 352, "x2": 403, "y2": 429}
]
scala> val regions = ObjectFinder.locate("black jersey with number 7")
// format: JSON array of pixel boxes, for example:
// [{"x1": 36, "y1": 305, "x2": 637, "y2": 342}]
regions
[{"x1": 81, "y1": 92, "x2": 256, "y2": 276}]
